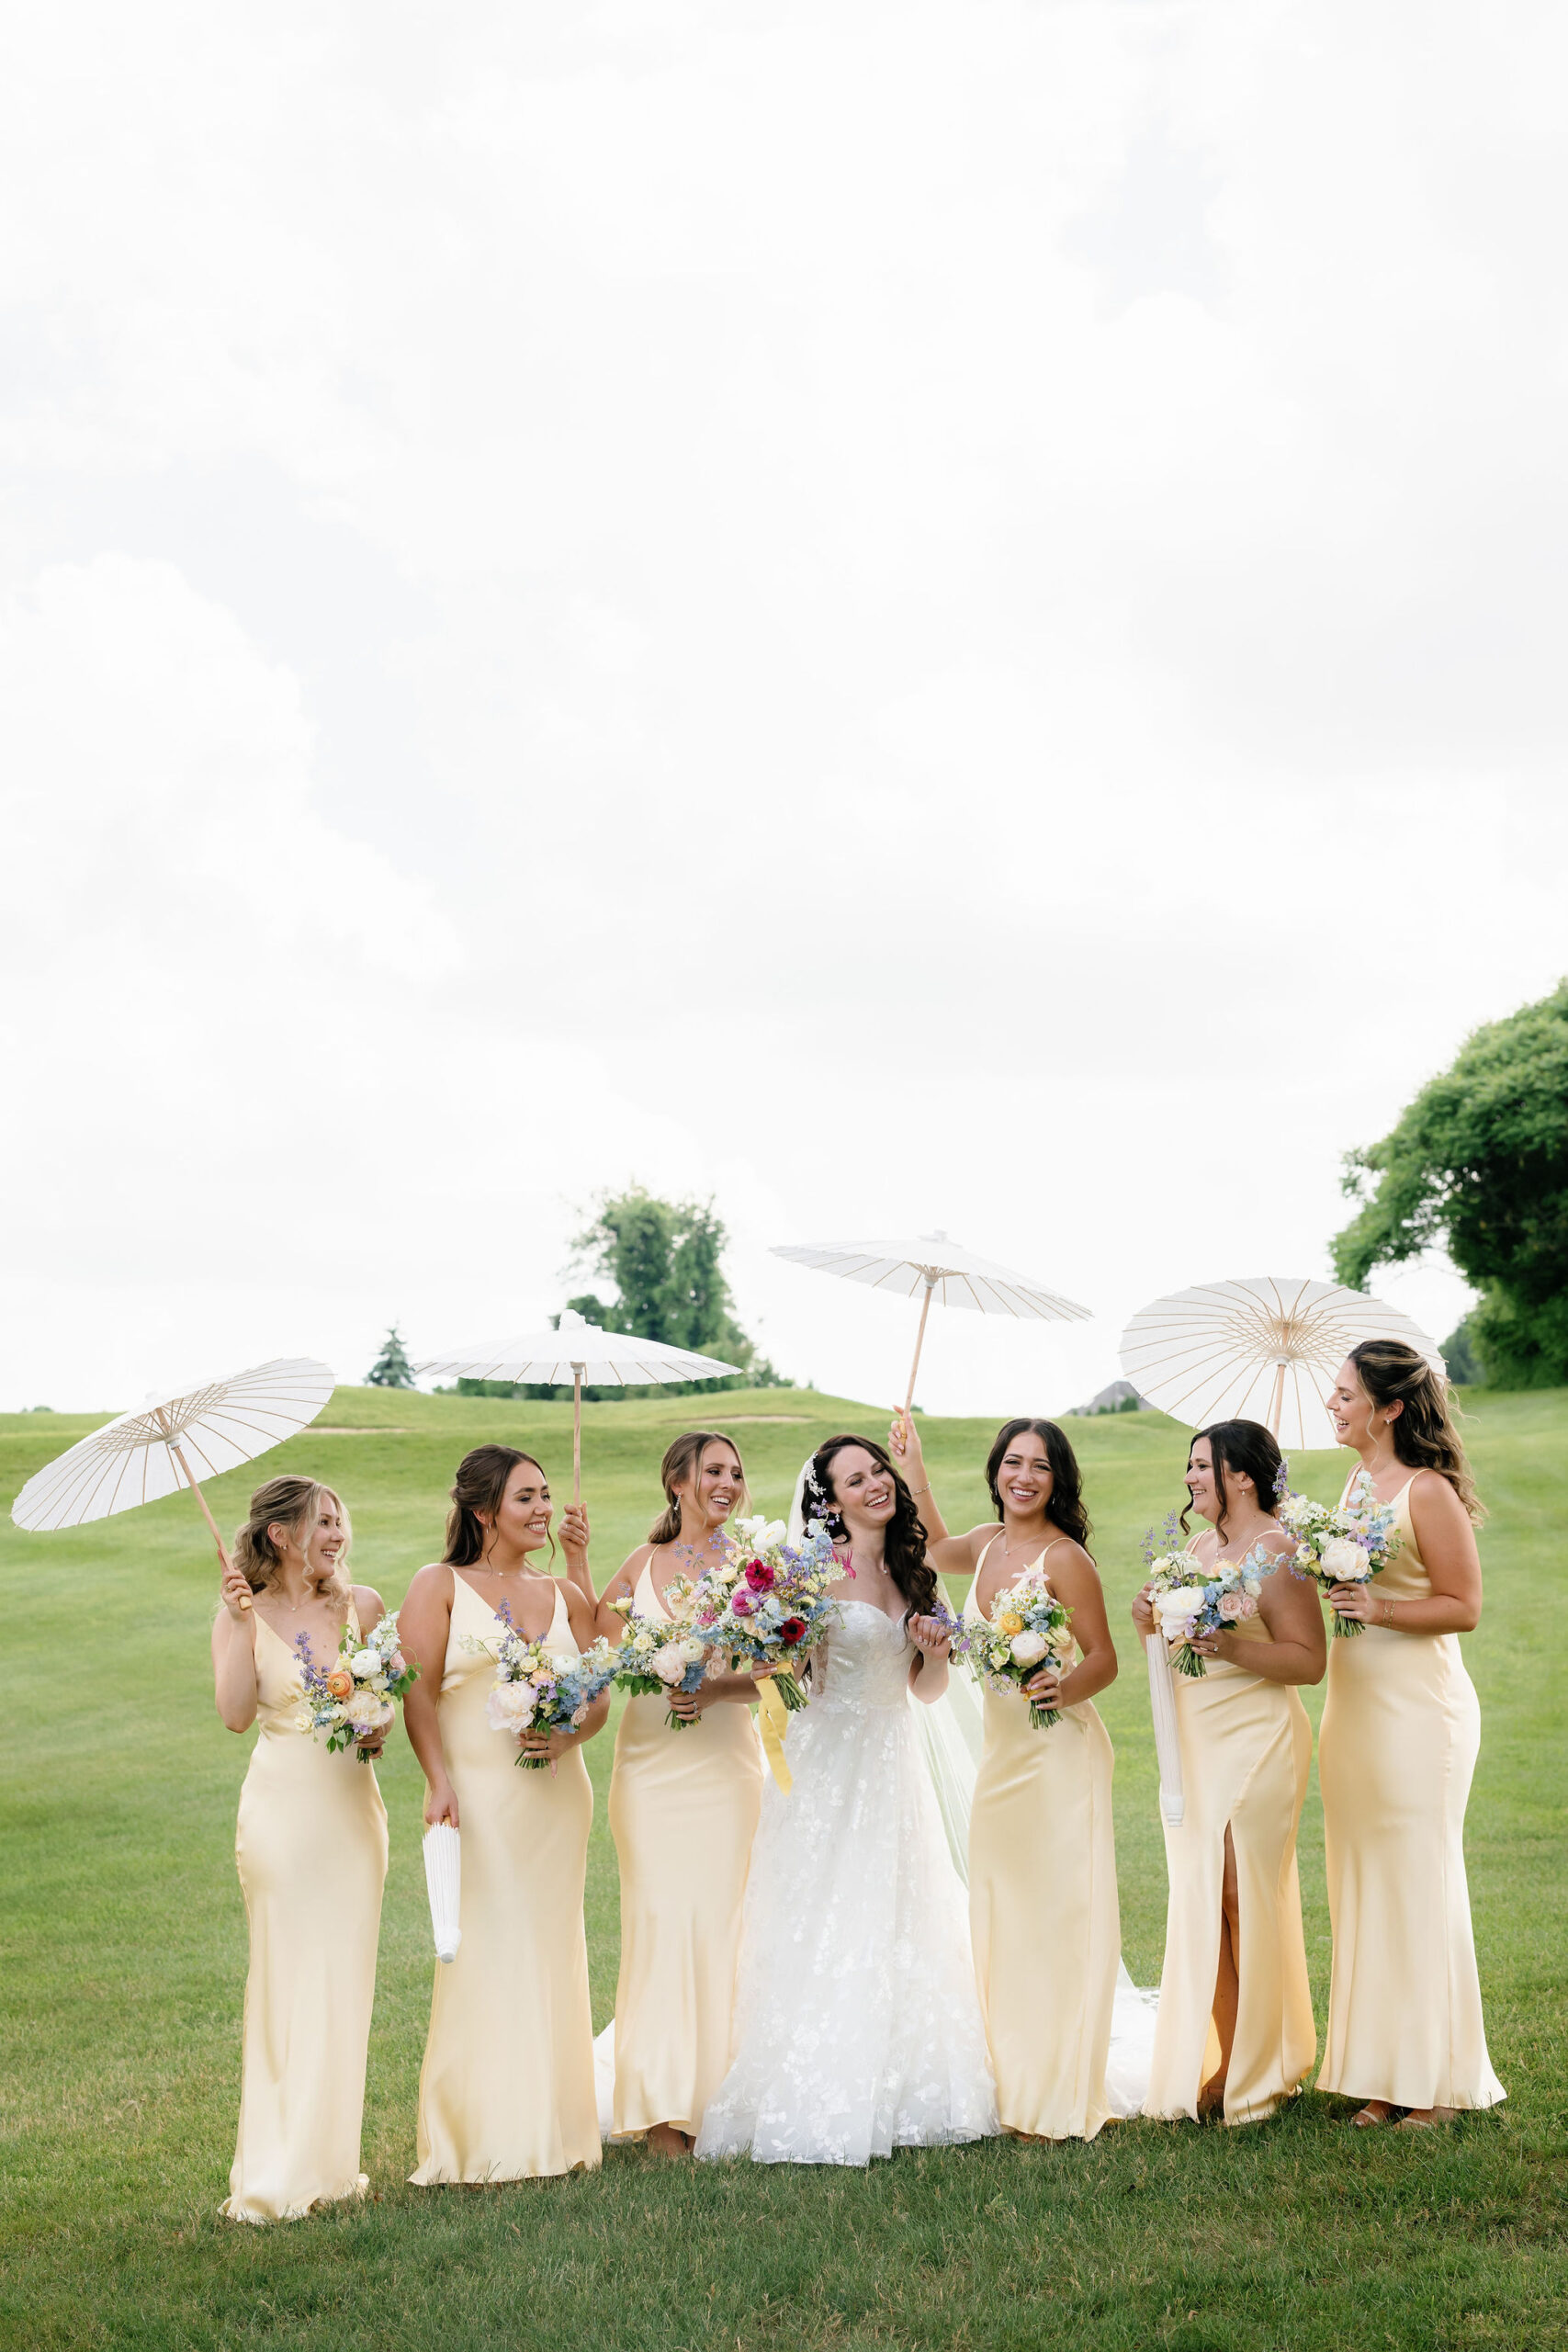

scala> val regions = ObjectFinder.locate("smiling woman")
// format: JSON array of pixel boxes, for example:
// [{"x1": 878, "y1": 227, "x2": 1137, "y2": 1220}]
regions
[
  {"x1": 397, "y1": 1446, "x2": 610, "y2": 2184},
  {"x1": 211, "y1": 1476, "x2": 389, "y2": 2223}
]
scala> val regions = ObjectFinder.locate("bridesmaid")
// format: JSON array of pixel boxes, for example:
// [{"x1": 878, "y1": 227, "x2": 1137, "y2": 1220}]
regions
[
  {"x1": 1317, "y1": 1341, "x2": 1504, "y2": 2126},
  {"x1": 212, "y1": 1476, "x2": 389, "y2": 2222},
  {"x1": 893, "y1": 1413, "x2": 1122, "y2": 2142},
  {"x1": 1133, "y1": 1419, "x2": 1325, "y2": 2124},
  {"x1": 399, "y1": 1446, "x2": 608, "y2": 2183},
  {"x1": 574, "y1": 1431, "x2": 764, "y2": 2155}
]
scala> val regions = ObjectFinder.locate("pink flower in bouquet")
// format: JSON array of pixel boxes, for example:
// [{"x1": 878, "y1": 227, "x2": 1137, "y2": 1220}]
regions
[
  {"x1": 1239, "y1": 1592, "x2": 1258, "y2": 1617},
  {"x1": 1218, "y1": 1591, "x2": 1246, "y2": 1621},
  {"x1": 744, "y1": 1561, "x2": 774, "y2": 1592},
  {"x1": 730, "y1": 1591, "x2": 754, "y2": 1617}
]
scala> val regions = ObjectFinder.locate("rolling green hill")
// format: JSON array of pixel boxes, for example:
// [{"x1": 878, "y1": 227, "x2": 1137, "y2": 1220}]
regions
[{"x1": 1, "y1": 1383, "x2": 1563, "y2": 2350}]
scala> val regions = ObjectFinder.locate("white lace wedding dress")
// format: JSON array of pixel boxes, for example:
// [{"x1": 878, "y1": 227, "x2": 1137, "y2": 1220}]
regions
[{"x1": 694, "y1": 1601, "x2": 999, "y2": 2166}]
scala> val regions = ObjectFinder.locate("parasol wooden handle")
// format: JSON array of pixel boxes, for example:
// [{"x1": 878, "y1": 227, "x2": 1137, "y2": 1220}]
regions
[
  {"x1": 902, "y1": 1278, "x2": 936, "y2": 1431},
  {"x1": 572, "y1": 1367, "x2": 583, "y2": 1510},
  {"x1": 1267, "y1": 1358, "x2": 1288, "y2": 1439},
  {"x1": 164, "y1": 1429, "x2": 246, "y2": 1608}
]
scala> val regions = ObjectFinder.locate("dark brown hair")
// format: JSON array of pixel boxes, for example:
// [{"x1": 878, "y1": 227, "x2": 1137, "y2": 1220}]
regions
[
  {"x1": 808, "y1": 1433, "x2": 937, "y2": 1620},
  {"x1": 1349, "y1": 1340, "x2": 1483, "y2": 1522},
  {"x1": 442, "y1": 1445, "x2": 554, "y2": 1567},
  {"x1": 232, "y1": 1475, "x2": 349, "y2": 1596},
  {"x1": 649, "y1": 1430, "x2": 749, "y2": 1545},
  {"x1": 1179, "y1": 1419, "x2": 1285, "y2": 1544},
  {"x1": 985, "y1": 1419, "x2": 1091, "y2": 1550}
]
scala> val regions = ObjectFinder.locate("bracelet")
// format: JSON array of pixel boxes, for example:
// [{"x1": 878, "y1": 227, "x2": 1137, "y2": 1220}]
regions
[
  {"x1": 1382, "y1": 1595, "x2": 1395, "y2": 1627},
  {"x1": 909, "y1": 1483, "x2": 931, "y2": 1498}
]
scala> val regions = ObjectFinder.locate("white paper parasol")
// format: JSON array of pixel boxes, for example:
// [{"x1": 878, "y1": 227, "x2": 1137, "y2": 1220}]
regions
[
  {"x1": 414, "y1": 1309, "x2": 742, "y2": 1503},
  {"x1": 771, "y1": 1232, "x2": 1092, "y2": 1420},
  {"x1": 1118, "y1": 1277, "x2": 1445, "y2": 1452},
  {"x1": 10, "y1": 1357, "x2": 338, "y2": 1603}
]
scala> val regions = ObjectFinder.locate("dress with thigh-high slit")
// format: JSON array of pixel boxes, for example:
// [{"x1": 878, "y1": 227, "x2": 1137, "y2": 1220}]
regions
[
  {"x1": 606, "y1": 1560, "x2": 763, "y2": 2140},
  {"x1": 224, "y1": 1600, "x2": 388, "y2": 2222},
  {"x1": 1317, "y1": 1476, "x2": 1504, "y2": 2111},
  {"x1": 964, "y1": 1540, "x2": 1121, "y2": 2141},
  {"x1": 411, "y1": 1574, "x2": 600, "y2": 2182},
  {"x1": 1144, "y1": 1559, "x2": 1315, "y2": 2125}
]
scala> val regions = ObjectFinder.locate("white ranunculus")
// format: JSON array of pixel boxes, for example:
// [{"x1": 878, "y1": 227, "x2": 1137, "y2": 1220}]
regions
[
  {"x1": 654, "y1": 1647, "x2": 692, "y2": 1685},
  {"x1": 349, "y1": 1648, "x2": 381, "y2": 1680},
  {"x1": 1009, "y1": 1628, "x2": 1050, "y2": 1665},
  {"x1": 1244, "y1": 1576, "x2": 1263, "y2": 1597},
  {"x1": 758, "y1": 1521, "x2": 786, "y2": 1548},
  {"x1": 345, "y1": 1689, "x2": 393, "y2": 1734},
  {"x1": 1155, "y1": 1585, "x2": 1209, "y2": 1631},
  {"x1": 1320, "y1": 1536, "x2": 1368, "y2": 1580},
  {"x1": 487, "y1": 1681, "x2": 537, "y2": 1735}
]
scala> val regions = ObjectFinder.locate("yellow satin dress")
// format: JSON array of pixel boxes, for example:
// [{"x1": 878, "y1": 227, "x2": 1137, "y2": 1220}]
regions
[
  {"x1": 411, "y1": 1574, "x2": 601, "y2": 2182},
  {"x1": 1317, "y1": 1476, "x2": 1504, "y2": 2110},
  {"x1": 1145, "y1": 1560, "x2": 1315, "y2": 2125},
  {"x1": 224, "y1": 1601, "x2": 389, "y2": 2222},
  {"x1": 607, "y1": 1561, "x2": 764, "y2": 2139},
  {"x1": 964, "y1": 1541, "x2": 1121, "y2": 2141}
]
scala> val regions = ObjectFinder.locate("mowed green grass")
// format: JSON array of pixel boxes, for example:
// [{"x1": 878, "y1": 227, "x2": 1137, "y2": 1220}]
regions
[{"x1": 0, "y1": 1383, "x2": 1563, "y2": 2351}]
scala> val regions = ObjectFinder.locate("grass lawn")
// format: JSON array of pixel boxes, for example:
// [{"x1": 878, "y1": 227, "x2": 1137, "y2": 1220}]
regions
[{"x1": 1, "y1": 1382, "x2": 1563, "y2": 2350}]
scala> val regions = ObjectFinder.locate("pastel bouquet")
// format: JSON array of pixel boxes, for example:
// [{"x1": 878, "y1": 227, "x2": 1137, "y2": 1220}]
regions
[
  {"x1": 954, "y1": 1571, "x2": 1074, "y2": 1727},
  {"x1": 1277, "y1": 1469, "x2": 1400, "y2": 1637},
  {"x1": 609, "y1": 1578, "x2": 713, "y2": 1728},
  {"x1": 295, "y1": 1614, "x2": 417, "y2": 1759},
  {"x1": 687, "y1": 1513, "x2": 840, "y2": 1712},
  {"x1": 1140, "y1": 1512, "x2": 1272, "y2": 1679},
  {"x1": 468, "y1": 1614, "x2": 619, "y2": 1769}
]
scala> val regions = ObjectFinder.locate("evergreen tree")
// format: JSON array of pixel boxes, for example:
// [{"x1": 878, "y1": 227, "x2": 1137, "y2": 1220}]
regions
[
  {"x1": 1332, "y1": 980, "x2": 1568, "y2": 1387},
  {"x1": 367, "y1": 1324, "x2": 416, "y2": 1388}
]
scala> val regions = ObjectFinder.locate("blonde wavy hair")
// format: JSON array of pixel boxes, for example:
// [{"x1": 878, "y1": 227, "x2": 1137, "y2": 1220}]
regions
[{"x1": 231, "y1": 1474, "x2": 352, "y2": 1596}]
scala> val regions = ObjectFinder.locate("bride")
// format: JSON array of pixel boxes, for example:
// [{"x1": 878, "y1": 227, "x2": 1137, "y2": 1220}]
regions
[{"x1": 694, "y1": 1435, "x2": 998, "y2": 2166}]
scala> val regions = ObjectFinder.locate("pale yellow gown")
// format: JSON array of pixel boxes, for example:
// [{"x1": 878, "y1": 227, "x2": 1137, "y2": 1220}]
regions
[
  {"x1": 1317, "y1": 1475, "x2": 1505, "y2": 2110},
  {"x1": 1145, "y1": 1562, "x2": 1315, "y2": 2125},
  {"x1": 411, "y1": 1574, "x2": 601, "y2": 2182},
  {"x1": 964, "y1": 1541, "x2": 1121, "y2": 2141},
  {"x1": 607, "y1": 1561, "x2": 763, "y2": 2139},
  {"x1": 224, "y1": 1601, "x2": 389, "y2": 2222}
]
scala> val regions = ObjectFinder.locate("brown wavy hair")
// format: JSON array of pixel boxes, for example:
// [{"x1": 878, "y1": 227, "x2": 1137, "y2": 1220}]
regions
[
  {"x1": 1349, "y1": 1340, "x2": 1483, "y2": 1522},
  {"x1": 231, "y1": 1475, "x2": 350, "y2": 1597},
  {"x1": 808, "y1": 1433, "x2": 937, "y2": 1621},
  {"x1": 985, "y1": 1419, "x2": 1092, "y2": 1550},
  {"x1": 649, "y1": 1430, "x2": 749, "y2": 1544},
  {"x1": 442, "y1": 1445, "x2": 556, "y2": 1567}
]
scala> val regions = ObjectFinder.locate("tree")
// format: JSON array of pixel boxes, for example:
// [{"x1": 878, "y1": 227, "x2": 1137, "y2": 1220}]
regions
[
  {"x1": 1331, "y1": 980, "x2": 1568, "y2": 1388},
  {"x1": 546, "y1": 1186, "x2": 784, "y2": 1395},
  {"x1": 367, "y1": 1324, "x2": 416, "y2": 1388}
]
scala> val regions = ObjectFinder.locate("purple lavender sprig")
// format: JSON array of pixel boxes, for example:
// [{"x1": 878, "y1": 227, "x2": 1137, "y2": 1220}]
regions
[{"x1": 1141, "y1": 1510, "x2": 1183, "y2": 1569}]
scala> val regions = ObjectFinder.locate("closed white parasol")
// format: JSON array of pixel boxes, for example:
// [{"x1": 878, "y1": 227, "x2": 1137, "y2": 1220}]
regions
[
  {"x1": 10, "y1": 1357, "x2": 338, "y2": 1603},
  {"x1": 1118, "y1": 1276, "x2": 1445, "y2": 1452},
  {"x1": 771, "y1": 1232, "x2": 1091, "y2": 1422},
  {"x1": 414, "y1": 1309, "x2": 742, "y2": 1504}
]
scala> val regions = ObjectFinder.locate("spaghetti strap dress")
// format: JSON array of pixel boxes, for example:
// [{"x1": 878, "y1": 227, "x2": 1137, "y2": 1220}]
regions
[
  {"x1": 224, "y1": 1600, "x2": 388, "y2": 2222},
  {"x1": 606, "y1": 1559, "x2": 764, "y2": 2140},
  {"x1": 1144, "y1": 1550, "x2": 1315, "y2": 2124},
  {"x1": 1316, "y1": 1475, "x2": 1504, "y2": 2110},
  {"x1": 411, "y1": 1574, "x2": 601, "y2": 2182},
  {"x1": 964, "y1": 1539, "x2": 1122, "y2": 2140}
]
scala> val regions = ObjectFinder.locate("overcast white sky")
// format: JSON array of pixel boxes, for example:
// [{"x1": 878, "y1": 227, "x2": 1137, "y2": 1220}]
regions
[{"x1": 3, "y1": 1, "x2": 1565, "y2": 1419}]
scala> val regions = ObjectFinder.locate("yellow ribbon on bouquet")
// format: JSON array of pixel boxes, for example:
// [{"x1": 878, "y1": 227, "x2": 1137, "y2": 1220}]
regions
[{"x1": 755, "y1": 1675, "x2": 794, "y2": 1792}]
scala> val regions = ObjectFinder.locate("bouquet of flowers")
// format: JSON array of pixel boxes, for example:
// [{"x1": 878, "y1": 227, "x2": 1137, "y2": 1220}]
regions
[
  {"x1": 468, "y1": 1614, "x2": 619, "y2": 1769},
  {"x1": 1140, "y1": 1512, "x2": 1272, "y2": 1679},
  {"x1": 687, "y1": 1513, "x2": 840, "y2": 1712},
  {"x1": 1277, "y1": 1469, "x2": 1400, "y2": 1636},
  {"x1": 608, "y1": 1578, "x2": 713, "y2": 1728},
  {"x1": 953, "y1": 1570, "x2": 1074, "y2": 1727},
  {"x1": 295, "y1": 1614, "x2": 417, "y2": 1759}
]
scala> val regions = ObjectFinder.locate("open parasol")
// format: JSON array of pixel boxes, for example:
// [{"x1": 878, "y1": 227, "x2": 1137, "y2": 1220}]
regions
[
  {"x1": 10, "y1": 1357, "x2": 338, "y2": 1605},
  {"x1": 1118, "y1": 1275, "x2": 1445, "y2": 1452},
  {"x1": 771, "y1": 1232, "x2": 1092, "y2": 1422},
  {"x1": 414, "y1": 1309, "x2": 742, "y2": 1504}
]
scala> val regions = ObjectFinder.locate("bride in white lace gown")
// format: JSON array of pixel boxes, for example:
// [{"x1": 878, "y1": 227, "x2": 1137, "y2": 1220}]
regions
[{"x1": 694, "y1": 1437, "x2": 998, "y2": 2166}]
